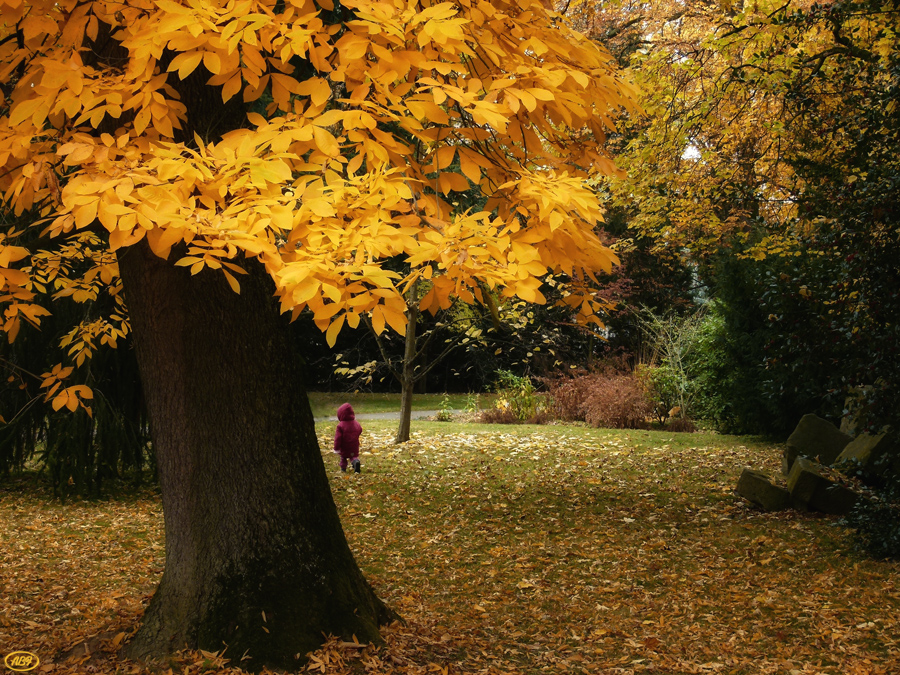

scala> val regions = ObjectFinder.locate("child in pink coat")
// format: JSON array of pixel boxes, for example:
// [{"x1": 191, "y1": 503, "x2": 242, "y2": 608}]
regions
[{"x1": 334, "y1": 403, "x2": 362, "y2": 473}]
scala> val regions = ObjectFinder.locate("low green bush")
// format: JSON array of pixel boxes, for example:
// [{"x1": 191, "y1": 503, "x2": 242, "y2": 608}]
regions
[{"x1": 480, "y1": 370, "x2": 548, "y2": 423}]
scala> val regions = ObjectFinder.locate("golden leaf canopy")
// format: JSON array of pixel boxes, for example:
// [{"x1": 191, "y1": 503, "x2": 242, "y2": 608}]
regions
[{"x1": 0, "y1": 0, "x2": 637, "y2": 356}]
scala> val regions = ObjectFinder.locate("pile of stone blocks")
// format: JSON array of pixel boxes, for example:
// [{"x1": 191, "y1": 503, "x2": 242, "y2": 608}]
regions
[
  {"x1": 736, "y1": 413, "x2": 897, "y2": 515},
  {"x1": 782, "y1": 414, "x2": 852, "y2": 475}
]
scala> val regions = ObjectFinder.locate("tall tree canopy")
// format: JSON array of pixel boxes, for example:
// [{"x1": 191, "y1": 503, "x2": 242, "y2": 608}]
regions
[
  {"x1": 0, "y1": 0, "x2": 636, "y2": 668},
  {"x1": 574, "y1": 0, "x2": 900, "y2": 433},
  {"x1": 0, "y1": 0, "x2": 634, "y2": 380}
]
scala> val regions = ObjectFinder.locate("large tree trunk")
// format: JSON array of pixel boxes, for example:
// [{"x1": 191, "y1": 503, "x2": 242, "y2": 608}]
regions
[{"x1": 117, "y1": 242, "x2": 394, "y2": 671}]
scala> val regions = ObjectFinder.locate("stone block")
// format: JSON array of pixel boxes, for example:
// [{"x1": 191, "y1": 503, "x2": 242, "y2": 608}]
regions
[
  {"x1": 783, "y1": 414, "x2": 852, "y2": 474},
  {"x1": 782, "y1": 448, "x2": 798, "y2": 476},
  {"x1": 736, "y1": 468, "x2": 791, "y2": 512},
  {"x1": 787, "y1": 457, "x2": 832, "y2": 507},
  {"x1": 836, "y1": 432, "x2": 898, "y2": 476},
  {"x1": 808, "y1": 482, "x2": 860, "y2": 516},
  {"x1": 839, "y1": 385, "x2": 874, "y2": 436},
  {"x1": 787, "y1": 456, "x2": 862, "y2": 515}
]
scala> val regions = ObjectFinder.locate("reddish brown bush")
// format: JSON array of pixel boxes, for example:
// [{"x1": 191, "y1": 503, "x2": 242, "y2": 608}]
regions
[
  {"x1": 666, "y1": 417, "x2": 697, "y2": 433},
  {"x1": 478, "y1": 407, "x2": 520, "y2": 424},
  {"x1": 525, "y1": 410, "x2": 552, "y2": 425},
  {"x1": 545, "y1": 368, "x2": 652, "y2": 430},
  {"x1": 582, "y1": 373, "x2": 652, "y2": 429},
  {"x1": 545, "y1": 375, "x2": 588, "y2": 421}
]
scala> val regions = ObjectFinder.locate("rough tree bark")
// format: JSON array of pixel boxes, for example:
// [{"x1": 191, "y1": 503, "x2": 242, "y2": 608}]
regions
[{"x1": 117, "y1": 241, "x2": 394, "y2": 671}]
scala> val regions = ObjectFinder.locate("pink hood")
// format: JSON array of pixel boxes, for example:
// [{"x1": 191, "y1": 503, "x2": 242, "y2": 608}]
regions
[{"x1": 337, "y1": 403, "x2": 355, "y2": 422}]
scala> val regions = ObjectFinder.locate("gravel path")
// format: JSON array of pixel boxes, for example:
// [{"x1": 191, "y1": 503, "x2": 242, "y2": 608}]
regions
[{"x1": 315, "y1": 409, "x2": 460, "y2": 421}]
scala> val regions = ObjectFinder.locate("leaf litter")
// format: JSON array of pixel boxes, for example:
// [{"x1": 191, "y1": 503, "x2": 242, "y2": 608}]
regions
[{"x1": 1, "y1": 424, "x2": 898, "y2": 674}]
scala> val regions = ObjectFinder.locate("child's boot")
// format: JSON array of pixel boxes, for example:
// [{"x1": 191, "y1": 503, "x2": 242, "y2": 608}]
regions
[{"x1": 353, "y1": 460, "x2": 361, "y2": 474}]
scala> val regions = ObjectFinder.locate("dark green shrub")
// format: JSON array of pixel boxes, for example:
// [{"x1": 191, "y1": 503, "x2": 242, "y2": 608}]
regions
[
  {"x1": 635, "y1": 363, "x2": 682, "y2": 423},
  {"x1": 847, "y1": 481, "x2": 900, "y2": 560}
]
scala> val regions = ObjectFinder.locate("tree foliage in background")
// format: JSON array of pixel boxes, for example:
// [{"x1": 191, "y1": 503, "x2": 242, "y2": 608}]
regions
[
  {"x1": 320, "y1": 274, "x2": 622, "y2": 396},
  {"x1": 0, "y1": 209, "x2": 149, "y2": 495},
  {"x1": 586, "y1": 0, "x2": 899, "y2": 437}
]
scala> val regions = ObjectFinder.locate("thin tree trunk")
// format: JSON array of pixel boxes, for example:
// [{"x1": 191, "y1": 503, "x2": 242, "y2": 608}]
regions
[
  {"x1": 117, "y1": 242, "x2": 394, "y2": 671},
  {"x1": 394, "y1": 282, "x2": 418, "y2": 444}
]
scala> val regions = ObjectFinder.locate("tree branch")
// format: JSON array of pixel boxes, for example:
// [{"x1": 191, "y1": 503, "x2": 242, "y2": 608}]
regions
[
  {"x1": 412, "y1": 337, "x2": 464, "y2": 382},
  {"x1": 363, "y1": 315, "x2": 402, "y2": 382}
]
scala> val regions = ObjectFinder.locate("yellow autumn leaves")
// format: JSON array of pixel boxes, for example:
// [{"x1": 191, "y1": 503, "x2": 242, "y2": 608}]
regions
[
  {"x1": 38, "y1": 364, "x2": 93, "y2": 413},
  {"x1": 0, "y1": 0, "x2": 637, "y2": 416}
]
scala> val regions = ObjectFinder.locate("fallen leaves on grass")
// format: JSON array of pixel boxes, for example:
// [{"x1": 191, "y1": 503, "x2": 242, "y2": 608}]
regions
[
  {"x1": 327, "y1": 427, "x2": 900, "y2": 674},
  {"x1": 1, "y1": 426, "x2": 899, "y2": 675}
]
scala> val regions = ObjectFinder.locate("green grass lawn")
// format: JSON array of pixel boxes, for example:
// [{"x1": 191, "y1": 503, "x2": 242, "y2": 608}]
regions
[
  {"x1": 1, "y1": 418, "x2": 898, "y2": 675},
  {"x1": 318, "y1": 420, "x2": 900, "y2": 675},
  {"x1": 308, "y1": 391, "x2": 495, "y2": 417}
]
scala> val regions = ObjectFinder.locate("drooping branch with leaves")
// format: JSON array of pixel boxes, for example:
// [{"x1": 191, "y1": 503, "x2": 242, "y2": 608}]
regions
[{"x1": 1, "y1": 0, "x2": 635, "y2": 382}]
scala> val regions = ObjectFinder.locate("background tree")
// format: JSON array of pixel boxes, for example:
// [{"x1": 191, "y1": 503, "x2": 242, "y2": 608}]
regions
[
  {"x1": 575, "y1": 0, "x2": 899, "y2": 435},
  {"x1": 0, "y1": 0, "x2": 635, "y2": 667},
  {"x1": 560, "y1": 0, "x2": 705, "y2": 363},
  {"x1": 369, "y1": 277, "x2": 489, "y2": 443},
  {"x1": 633, "y1": 305, "x2": 705, "y2": 422},
  {"x1": 326, "y1": 273, "x2": 619, "y2": 403},
  {"x1": 0, "y1": 212, "x2": 150, "y2": 495}
]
